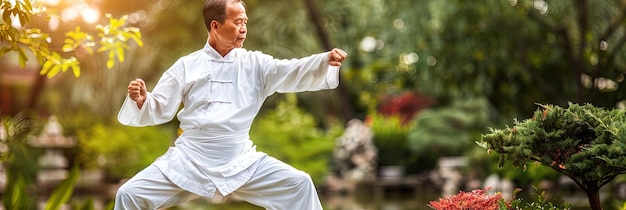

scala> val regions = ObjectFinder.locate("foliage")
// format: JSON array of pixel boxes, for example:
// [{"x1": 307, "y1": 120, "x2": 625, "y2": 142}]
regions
[
  {"x1": 377, "y1": 92, "x2": 434, "y2": 125},
  {"x1": 77, "y1": 122, "x2": 173, "y2": 180},
  {"x1": 369, "y1": 112, "x2": 413, "y2": 167},
  {"x1": 428, "y1": 188, "x2": 515, "y2": 210},
  {"x1": 321, "y1": 0, "x2": 626, "y2": 119},
  {"x1": 372, "y1": 91, "x2": 434, "y2": 170},
  {"x1": 0, "y1": 113, "x2": 105, "y2": 210},
  {"x1": 0, "y1": 112, "x2": 37, "y2": 210},
  {"x1": 422, "y1": 0, "x2": 626, "y2": 115},
  {"x1": 0, "y1": 0, "x2": 142, "y2": 78},
  {"x1": 502, "y1": 161, "x2": 560, "y2": 190},
  {"x1": 429, "y1": 187, "x2": 573, "y2": 210},
  {"x1": 45, "y1": 166, "x2": 80, "y2": 210},
  {"x1": 478, "y1": 103, "x2": 626, "y2": 209},
  {"x1": 245, "y1": 0, "x2": 323, "y2": 58},
  {"x1": 407, "y1": 98, "x2": 491, "y2": 173},
  {"x1": 250, "y1": 93, "x2": 343, "y2": 184},
  {"x1": 516, "y1": 187, "x2": 572, "y2": 210}
]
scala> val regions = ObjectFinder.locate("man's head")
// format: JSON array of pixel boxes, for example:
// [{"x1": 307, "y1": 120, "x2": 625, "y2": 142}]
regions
[{"x1": 203, "y1": 0, "x2": 248, "y2": 56}]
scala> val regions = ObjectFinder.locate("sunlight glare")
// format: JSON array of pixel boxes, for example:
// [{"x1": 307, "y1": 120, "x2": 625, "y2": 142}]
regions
[
  {"x1": 48, "y1": 15, "x2": 60, "y2": 31},
  {"x1": 42, "y1": 0, "x2": 61, "y2": 6},
  {"x1": 81, "y1": 6, "x2": 100, "y2": 24},
  {"x1": 600, "y1": 40, "x2": 608, "y2": 51},
  {"x1": 59, "y1": 2, "x2": 101, "y2": 24},
  {"x1": 401, "y1": 53, "x2": 419, "y2": 65},
  {"x1": 61, "y1": 7, "x2": 79, "y2": 21},
  {"x1": 533, "y1": 0, "x2": 549, "y2": 15},
  {"x1": 427, "y1": 56, "x2": 437, "y2": 67},
  {"x1": 360, "y1": 36, "x2": 376, "y2": 52},
  {"x1": 393, "y1": 18, "x2": 405, "y2": 30}
]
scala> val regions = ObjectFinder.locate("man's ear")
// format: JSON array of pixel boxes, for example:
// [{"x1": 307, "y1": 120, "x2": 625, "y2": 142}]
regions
[{"x1": 211, "y1": 20, "x2": 219, "y2": 31}]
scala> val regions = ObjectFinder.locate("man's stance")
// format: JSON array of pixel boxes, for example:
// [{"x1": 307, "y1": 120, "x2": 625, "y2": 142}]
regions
[{"x1": 114, "y1": 0, "x2": 347, "y2": 209}]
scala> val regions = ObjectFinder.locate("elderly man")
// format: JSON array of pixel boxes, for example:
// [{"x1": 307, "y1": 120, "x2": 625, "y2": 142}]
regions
[{"x1": 114, "y1": 0, "x2": 347, "y2": 209}]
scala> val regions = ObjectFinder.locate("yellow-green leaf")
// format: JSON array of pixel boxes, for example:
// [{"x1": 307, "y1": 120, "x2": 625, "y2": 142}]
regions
[
  {"x1": 72, "y1": 65, "x2": 80, "y2": 78},
  {"x1": 116, "y1": 47, "x2": 125, "y2": 62},
  {"x1": 40, "y1": 60, "x2": 53, "y2": 75},
  {"x1": 62, "y1": 43, "x2": 74, "y2": 52},
  {"x1": 61, "y1": 63, "x2": 69, "y2": 73},
  {"x1": 107, "y1": 59, "x2": 114, "y2": 69},
  {"x1": 47, "y1": 65, "x2": 61, "y2": 78}
]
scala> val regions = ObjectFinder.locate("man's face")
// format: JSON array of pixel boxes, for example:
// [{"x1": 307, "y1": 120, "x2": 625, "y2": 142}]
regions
[{"x1": 213, "y1": 2, "x2": 247, "y2": 50}]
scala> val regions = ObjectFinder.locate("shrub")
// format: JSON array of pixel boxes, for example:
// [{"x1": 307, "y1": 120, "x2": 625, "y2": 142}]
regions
[
  {"x1": 369, "y1": 112, "x2": 413, "y2": 167},
  {"x1": 479, "y1": 103, "x2": 626, "y2": 210},
  {"x1": 77, "y1": 123, "x2": 174, "y2": 180},
  {"x1": 428, "y1": 187, "x2": 571, "y2": 210},
  {"x1": 428, "y1": 188, "x2": 513, "y2": 210},
  {"x1": 250, "y1": 93, "x2": 343, "y2": 184}
]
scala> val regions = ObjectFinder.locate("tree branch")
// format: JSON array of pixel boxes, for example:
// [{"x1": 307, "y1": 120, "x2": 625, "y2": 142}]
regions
[
  {"x1": 301, "y1": 0, "x2": 355, "y2": 121},
  {"x1": 600, "y1": 1, "x2": 626, "y2": 41},
  {"x1": 603, "y1": 29, "x2": 626, "y2": 74},
  {"x1": 576, "y1": 0, "x2": 589, "y2": 60},
  {"x1": 303, "y1": 0, "x2": 331, "y2": 50}
]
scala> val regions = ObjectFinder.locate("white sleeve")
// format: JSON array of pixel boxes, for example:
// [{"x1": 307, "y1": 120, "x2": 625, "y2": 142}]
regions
[
  {"x1": 117, "y1": 68, "x2": 184, "y2": 127},
  {"x1": 265, "y1": 52, "x2": 340, "y2": 95}
]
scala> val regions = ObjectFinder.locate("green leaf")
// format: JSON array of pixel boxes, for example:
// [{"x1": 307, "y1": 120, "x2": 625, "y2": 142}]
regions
[
  {"x1": 78, "y1": 198, "x2": 95, "y2": 210},
  {"x1": 45, "y1": 166, "x2": 80, "y2": 210}
]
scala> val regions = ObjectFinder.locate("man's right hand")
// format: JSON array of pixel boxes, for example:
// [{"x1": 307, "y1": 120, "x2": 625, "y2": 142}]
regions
[{"x1": 127, "y1": 79, "x2": 147, "y2": 109}]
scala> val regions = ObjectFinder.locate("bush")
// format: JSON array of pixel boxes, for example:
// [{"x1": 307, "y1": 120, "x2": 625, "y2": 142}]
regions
[
  {"x1": 250, "y1": 93, "x2": 343, "y2": 184},
  {"x1": 369, "y1": 112, "x2": 414, "y2": 167},
  {"x1": 407, "y1": 98, "x2": 491, "y2": 173},
  {"x1": 77, "y1": 123, "x2": 174, "y2": 180},
  {"x1": 428, "y1": 187, "x2": 571, "y2": 210},
  {"x1": 479, "y1": 103, "x2": 626, "y2": 210},
  {"x1": 428, "y1": 188, "x2": 513, "y2": 210}
]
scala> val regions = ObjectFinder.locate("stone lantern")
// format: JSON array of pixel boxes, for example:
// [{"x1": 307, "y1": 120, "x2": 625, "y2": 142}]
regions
[{"x1": 29, "y1": 115, "x2": 76, "y2": 186}]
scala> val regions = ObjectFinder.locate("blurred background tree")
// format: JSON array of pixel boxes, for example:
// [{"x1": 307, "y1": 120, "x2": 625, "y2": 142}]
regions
[{"x1": 4, "y1": 0, "x2": 624, "y2": 136}]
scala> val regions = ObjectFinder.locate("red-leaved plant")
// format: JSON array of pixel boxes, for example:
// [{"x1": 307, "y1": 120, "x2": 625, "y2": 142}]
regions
[{"x1": 428, "y1": 188, "x2": 518, "y2": 210}]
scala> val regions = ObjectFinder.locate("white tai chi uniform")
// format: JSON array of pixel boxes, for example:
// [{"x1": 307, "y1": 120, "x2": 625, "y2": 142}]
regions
[{"x1": 115, "y1": 43, "x2": 339, "y2": 210}]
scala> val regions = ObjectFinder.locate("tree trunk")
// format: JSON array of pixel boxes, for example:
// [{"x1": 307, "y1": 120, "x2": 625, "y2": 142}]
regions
[
  {"x1": 27, "y1": 72, "x2": 46, "y2": 111},
  {"x1": 585, "y1": 185, "x2": 603, "y2": 210},
  {"x1": 302, "y1": 0, "x2": 355, "y2": 122}
]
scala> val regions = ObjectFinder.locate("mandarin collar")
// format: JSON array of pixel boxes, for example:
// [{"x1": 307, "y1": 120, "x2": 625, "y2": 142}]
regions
[{"x1": 203, "y1": 44, "x2": 238, "y2": 63}]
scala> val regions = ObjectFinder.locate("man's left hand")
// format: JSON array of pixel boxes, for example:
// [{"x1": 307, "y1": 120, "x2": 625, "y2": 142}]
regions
[{"x1": 328, "y1": 48, "x2": 347, "y2": 67}]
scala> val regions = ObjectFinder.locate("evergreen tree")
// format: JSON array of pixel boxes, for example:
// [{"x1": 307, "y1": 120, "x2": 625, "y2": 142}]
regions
[{"x1": 478, "y1": 103, "x2": 626, "y2": 210}]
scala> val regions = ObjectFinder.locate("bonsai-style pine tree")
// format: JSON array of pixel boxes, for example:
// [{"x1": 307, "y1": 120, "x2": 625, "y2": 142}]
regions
[{"x1": 478, "y1": 103, "x2": 626, "y2": 210}]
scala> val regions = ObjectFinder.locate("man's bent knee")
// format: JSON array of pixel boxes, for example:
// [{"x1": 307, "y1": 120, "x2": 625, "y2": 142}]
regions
[
  {"x1": 290, "y1": 170, "x2": 316, "y2": 190},
  {"x1": 114, "y1": 181, "x2": 151, "y2": 210}
]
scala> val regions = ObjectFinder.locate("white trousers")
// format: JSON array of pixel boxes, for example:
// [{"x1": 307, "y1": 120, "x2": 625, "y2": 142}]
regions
[{"x1": 114, "y1": 156, "x2": 323, "y2": 210}]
